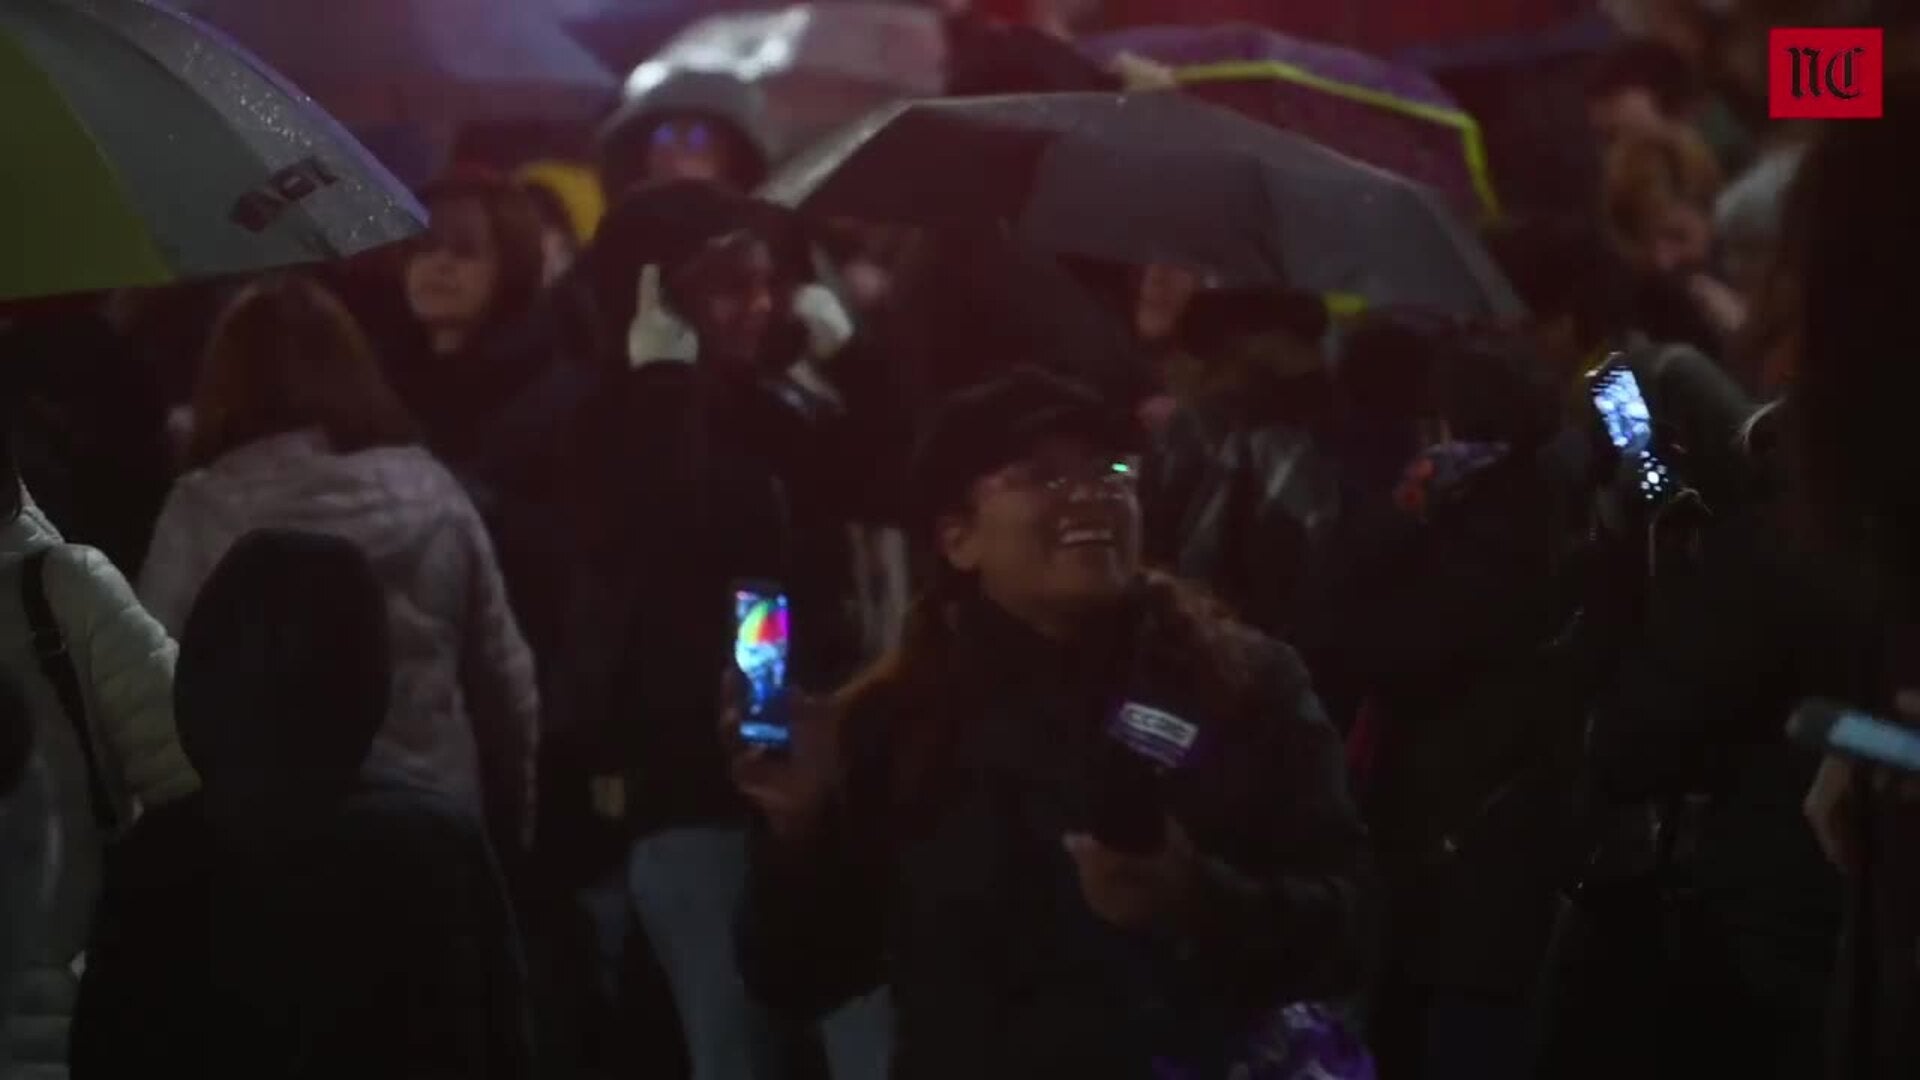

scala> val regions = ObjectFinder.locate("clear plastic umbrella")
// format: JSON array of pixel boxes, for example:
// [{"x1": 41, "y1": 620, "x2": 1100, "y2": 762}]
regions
[{"x1": 624, "y1": 1, "x2": 946, "y2": 156}]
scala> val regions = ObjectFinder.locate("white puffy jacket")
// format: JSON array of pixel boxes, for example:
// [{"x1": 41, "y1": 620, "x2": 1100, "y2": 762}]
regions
[{"x1": 1, "y1": 489, "x2": 198, "y2": 1076}]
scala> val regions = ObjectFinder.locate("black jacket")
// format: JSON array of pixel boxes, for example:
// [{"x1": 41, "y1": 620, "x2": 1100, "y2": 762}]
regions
[
  {"x1": 71, "y1": 770, "x2": 532, "y2": 1080},
  {"x1": 1570, "y1": 416, "x2": 1860, "y2": 1078},
  {"x1": 736, "y1": 581, "x2": 1370, "y2": 1078},
  {"x1": 562, "y1": 361, "x2": 863, "y2": 830},
  {"x1": 1144, "y1": 374, "x2": 1341, "y2": 640},
  {"x1": 1298, "y1": 439, "x2": 1592, "y2": 994}
]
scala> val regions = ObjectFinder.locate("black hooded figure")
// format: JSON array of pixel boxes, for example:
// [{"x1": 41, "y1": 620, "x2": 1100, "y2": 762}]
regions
[
  {"x1": 539, "y1": 179, "x2": 892, "y2": 1080},
  {"x1": 70, "y1": 529, "x2": 532, "y2": 1080}
]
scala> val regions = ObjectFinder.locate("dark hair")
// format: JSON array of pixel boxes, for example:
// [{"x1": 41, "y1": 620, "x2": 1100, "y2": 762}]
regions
[
  {"x1": 187, "y1": 275, "x2": 419, "y2": 468},
  {"x1": 1434, "y1": 331, "x2": 1561, "y2": 450},
  {"x1": 1584, "y1": 38, "x2": 1703, "y2": 115},
  {"x1": 1179, "y1": 288, "x2": 1329, "y2": 357},
  {"x1": 175, "y1": 528, "x2": 390, "y2": 797},
  {"x1": 1337, "y1": 309, "x2": 1450, "y2": 431},
  {"x1": 580, "y1": 180, "x2": 802, "y2": 354},
  {"x1": 1784, "y1": 69, "x2": 1920, "y2": 593},
  {"x1": 1485, "y1": 216, "x2": 1633, "y2": 348},
  {"x1": 416, "y1": 168, "x2": 549, "y2": 329}
]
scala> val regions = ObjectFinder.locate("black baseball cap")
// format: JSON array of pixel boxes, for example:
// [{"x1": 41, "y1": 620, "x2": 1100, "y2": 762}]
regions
[{"x1": 907, "y1": 367, "x2": 1142, "y2": 528}]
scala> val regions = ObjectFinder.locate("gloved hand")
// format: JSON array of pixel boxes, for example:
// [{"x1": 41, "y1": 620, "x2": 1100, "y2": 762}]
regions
[
  {"x1": 791, "y1": 282, "x2": 855, "y2": 362},
  {"x1": 627, "y1": 263, "x2": 698, "y2": 369}
]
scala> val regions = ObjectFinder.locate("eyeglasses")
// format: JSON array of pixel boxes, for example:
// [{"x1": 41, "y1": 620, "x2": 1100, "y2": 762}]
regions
[{"x1": 990, "y1": 455, "x2": 1142, "y2": 498}]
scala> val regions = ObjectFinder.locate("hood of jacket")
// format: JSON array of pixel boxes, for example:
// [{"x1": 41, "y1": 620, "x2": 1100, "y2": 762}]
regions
[
  {"x1": 174, "y1": 528, "x2": 389, "y2": 829},
  {"x1": 167, "y1": 432, "x2": 471, "y2": 569}
]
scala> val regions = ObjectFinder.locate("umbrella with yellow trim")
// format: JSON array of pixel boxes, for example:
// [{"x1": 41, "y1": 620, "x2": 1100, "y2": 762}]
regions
[
  {"x1": 763, "y1": 92, "x2": 1523, "y2": 318},
  {"x1": 1084, "y1": 23, "x2": 1500, "y2": 224}
]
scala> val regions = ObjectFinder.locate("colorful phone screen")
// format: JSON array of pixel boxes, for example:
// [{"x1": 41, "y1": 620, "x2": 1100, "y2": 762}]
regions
[{"x1": 733, "y1": 585, "x2": 791, "y2": 749}]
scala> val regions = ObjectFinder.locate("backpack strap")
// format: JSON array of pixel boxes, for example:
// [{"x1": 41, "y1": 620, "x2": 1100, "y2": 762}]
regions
[{"x1": 22, "y1": 550, "x2": 117, "y2": 831}]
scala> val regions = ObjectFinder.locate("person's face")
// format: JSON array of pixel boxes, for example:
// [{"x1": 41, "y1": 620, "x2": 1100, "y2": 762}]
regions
[
  {"x1": 644, "y1": 119, "x2": 735, "y2": 187},
  {"x1": 674, "y1": 234, "x2": 783, "y2": 375},
  {"x1": 1588, "y1": 88, "x2": 1671, "y2": 146},
  {"x1": 1136, "y1": 263, "x2": 1199, "y2": 342},
  {"x1": 406, "y1": 197, "x2": 500, "y2": 334},
  {"x1": 1639, "y1": 200, "x2": 1714, "y2": 275},
  {"x1": 939, "y1": 435, "x2": 1142, "y2": 623}
]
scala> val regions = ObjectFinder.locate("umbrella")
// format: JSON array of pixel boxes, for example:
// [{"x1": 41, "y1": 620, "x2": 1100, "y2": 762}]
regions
[
  {"x1": 0, "y1": 0, "x2": 424, "y2": 303},
  {"x1": 550, "y1": 0, "x2": 767, "y2": 71},
  {"x1": 1401, "y1": 13, "x2": 1618, "y2": 219},
  {"x1": 624, "y1": 1, "x2": 946, "y2": 157},
  {"x1": 762, "y1": 92, "x2": 1521, "y2": 317},
  {"x1": 179, "y1": 0, "x2": 617, "y2": 128},
  {"x1": 946, "y1": 13, "x2": 1123, "y2": 96},
  {"x1": 1100, "y1": 0, "x2": 1590, "y2": 56},
  {"x1": 1083, "y1": 23, "x2": 1498, "y2": 221}
]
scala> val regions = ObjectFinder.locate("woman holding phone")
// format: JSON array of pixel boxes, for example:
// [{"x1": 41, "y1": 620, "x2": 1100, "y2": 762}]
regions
[{"x1": 727, "y1": 368, "x2": 1371, "y2": 1079}]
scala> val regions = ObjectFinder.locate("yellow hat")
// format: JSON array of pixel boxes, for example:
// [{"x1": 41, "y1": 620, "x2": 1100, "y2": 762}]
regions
[{"x1": 514, "y1": 160, "x2": 607, "y2": 244}]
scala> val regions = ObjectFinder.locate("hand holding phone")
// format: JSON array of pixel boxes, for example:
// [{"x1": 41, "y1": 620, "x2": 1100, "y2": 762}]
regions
[
  {"x1": 721, "y1": 685, "x2": 839, "y2": 841},
  {"x1": 1588, "y1": 359, "x2": 1674, "y2": 504},
  {"x1": 723, "y1": 582, "x2": 840, "y2": 839}
]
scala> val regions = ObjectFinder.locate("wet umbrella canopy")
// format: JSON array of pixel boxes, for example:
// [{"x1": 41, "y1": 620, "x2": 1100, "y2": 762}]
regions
[
  {"x1": 764, "y1": 91, "x2": 1522, "y2": 316},
  {"x1": 181, "y1": 0, "x2": 618, "y2": 128},
  {"x1": 0, "y1": 0, "x2": 424, "y2": 302},
  {"x1": 1083, "y1": 23, "x2": 1498, "y2": 220},
  {"x1": 626, "y1": 2, "x2": 945, "y2": 156}
]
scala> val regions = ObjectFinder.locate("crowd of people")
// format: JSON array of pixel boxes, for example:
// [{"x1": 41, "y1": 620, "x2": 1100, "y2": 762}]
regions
[{"x1": 2, "y1": 1, "x2": 1918, "y2": 1079}]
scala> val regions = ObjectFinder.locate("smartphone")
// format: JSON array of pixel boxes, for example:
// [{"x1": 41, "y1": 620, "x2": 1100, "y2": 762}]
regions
[
  {"x1": 1788, "y1": 699, "x2": 1920, "y2": 776},
  {"x1": 731, "y1": 581, "x2": 792, "y2": 751},
  {"x1": 1588, "y1": 360, "x2": 1674, "y2": 503}
]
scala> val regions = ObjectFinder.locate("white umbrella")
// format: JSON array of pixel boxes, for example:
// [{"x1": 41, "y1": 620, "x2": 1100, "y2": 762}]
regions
[{"x1": 625, "y1": 1, "x2": 946, "y2": 155}]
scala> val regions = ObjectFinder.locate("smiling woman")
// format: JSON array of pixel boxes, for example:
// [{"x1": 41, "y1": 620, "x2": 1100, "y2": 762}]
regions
[
  {"x1": 726, "y1": 366, "x2": 1374, "y2": 1079},
  {"x1": 945, "y1": 433, "x2": 1146, "y2": 639}
]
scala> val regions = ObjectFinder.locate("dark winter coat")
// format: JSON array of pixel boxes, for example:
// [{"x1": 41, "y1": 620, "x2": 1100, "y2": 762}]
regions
[
  {"x1": 736, "y1": 580, "x2": 1370, "y2": 1078},
  {"x1": 1144, "y1": 367, "x2": 1341, "y2": 640},
  {"x1": 561, "y1": 360, "x2": 864, "y2": 831},
  {"x1": 70, "y1": 772, "x2": 532, "y2": 1080}
]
